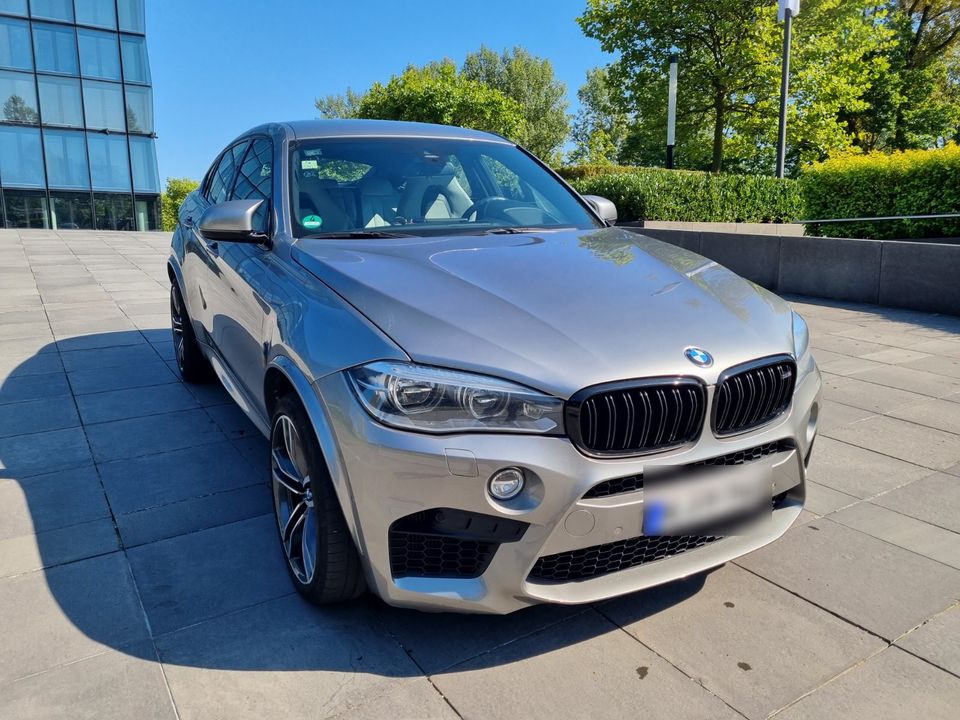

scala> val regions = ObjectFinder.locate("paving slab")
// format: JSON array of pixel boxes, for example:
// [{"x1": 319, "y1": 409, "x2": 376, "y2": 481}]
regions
[
  {"x1": 0, "y1": 517, "x2": 119, "y2": 577},
  {"x1": 0, "y1": 465, "x2": 109, "y2": 539},
  {"x1": 127, "y1": 514, "x2": 292, "y2": 635},
  {"x1": 829, "y1": 502, "x2": 960, "y2": 569},
  {"x1": 0, "y1": 395, "x2": 79, "y2": 438},
  {"x1": 84, "y1": 408, "x2": 226, "y2": 462},
  {"x1": 0, "y1": 426, "x2": 92, "y2": 478},
  {"x1": 825, "y1": 415, "x2": 960, "y2": 471},
  {"x1": 602, "y1": 564, "x2": 885, "y2": 720},
  {"x1": 896, "y1": 605, "x2": 960, "y2": 676},
  {"x1": 820, "y1": 373, "x2": 928, "y2": 413},
  {"x1": 156, "y1": 594, "x2": 420, "y2": 720},
  {"x1": 0, "y1": 552, "x2": 149, "y2": 684},
  {"x1": 774, "y1": 647, "x2": 960, "y2": 720},
  {"x1": 76, "y1": 382, "x2": 198, "y2": 424},
  {"x1": 431, "y1": 608, "x2": 743, "y2": 720},
  {"x1": 872, "y1": 473, "x2": 960, "y2": 533},
  {"x1": 737, "y1": 519, "x2": 960, "y2": 640},
  {"x1": 806, "y1": 436, "x2": 932, "y2": 498},
  {"x1": 0, "y1": 641, "x2": 175, "y2": 720},
  {"x1": 888, "y1": 397, "x2": 960, "y2": 435}
]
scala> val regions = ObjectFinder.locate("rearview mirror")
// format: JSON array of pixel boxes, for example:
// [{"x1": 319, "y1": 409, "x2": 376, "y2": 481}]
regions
[
  {"x1": 198, "y1": 199, "x2": 268, "y2": 243},
  {"x1": 582, "y1": 195, "x2": 618, "y2": 225}
]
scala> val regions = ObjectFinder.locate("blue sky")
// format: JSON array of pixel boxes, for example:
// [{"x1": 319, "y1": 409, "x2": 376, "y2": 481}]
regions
[{"x1": 146, "y1": 0, "x2": 611, "y2": 182}]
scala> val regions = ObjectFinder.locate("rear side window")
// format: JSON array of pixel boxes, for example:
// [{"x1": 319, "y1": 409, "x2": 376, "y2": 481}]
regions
[
  {"x1": 231, "y1": 137, "x2": 273, "y2": 233},
  {"x1": 206, "y1": 141, "x2": 248, "y2": 204}
]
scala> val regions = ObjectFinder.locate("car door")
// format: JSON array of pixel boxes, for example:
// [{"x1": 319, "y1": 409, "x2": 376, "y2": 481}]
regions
[
  {"x1": 208, "y1": 136, "x2": 276, "y2": 409},
  {"x1": 181, "y1": 141, "x2": 249, "y2": 344}
]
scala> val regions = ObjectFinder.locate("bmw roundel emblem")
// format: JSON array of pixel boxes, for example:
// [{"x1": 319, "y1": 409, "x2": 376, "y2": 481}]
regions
[{"x1": 684, "y1": 347, "x2": 714, "y2": 368}]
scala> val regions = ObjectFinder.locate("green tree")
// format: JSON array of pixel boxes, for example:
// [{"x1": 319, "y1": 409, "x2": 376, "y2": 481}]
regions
[
  {"x1": 3, "y1": 95, "x2": 38, "y2": 124},
  {"x1": 315, "y1": 87, "x2": 367, "y2": 119},
  {"x1": 569, "y1": 67, "x2": 631, "y2": 164},
  {"x1": 579, "y1": 0, "x2": 891, "y2": 174},
  {"x1": 161, "y1": 177, "x2": 200, "y2": 232},
  {"x1": 354, "y1": 60, "x2": 526, "y2": 140},
  {"x1": 461, "y1": 46, "x2": 569, "y2": 162}
]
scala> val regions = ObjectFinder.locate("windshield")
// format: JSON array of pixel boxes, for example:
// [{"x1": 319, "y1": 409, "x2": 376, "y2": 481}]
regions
[{"x1": 289, "y1": 137, "x2": 601, "y2": 238}]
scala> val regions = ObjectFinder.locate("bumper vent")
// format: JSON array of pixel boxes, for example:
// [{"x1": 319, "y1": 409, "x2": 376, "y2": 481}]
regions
[
  {"x1": 582, "y1": 439, "x2": 796, "y2": 499},
  {"x1": 567, "y1": 378, "x2": 705, "y2": 457},
  {"x1": 389, "y1": 508, "x2": 528, "y2": 579},
  {"x1": 529, "y1": 535, "x2": 723, "y2": 583},
  {"x1": 714, "y1": 356, "x2": 796, "y2": 436}
]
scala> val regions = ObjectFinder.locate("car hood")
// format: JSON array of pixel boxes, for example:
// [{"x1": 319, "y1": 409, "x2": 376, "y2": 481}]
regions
[{"x1": 292, "y1": 227, "x2": 794, "y2": 398}]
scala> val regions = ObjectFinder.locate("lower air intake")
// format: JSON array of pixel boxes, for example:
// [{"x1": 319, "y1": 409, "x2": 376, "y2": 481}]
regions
[{"x1": 529, "y1": 535, "x2": 723, "y2": 582}]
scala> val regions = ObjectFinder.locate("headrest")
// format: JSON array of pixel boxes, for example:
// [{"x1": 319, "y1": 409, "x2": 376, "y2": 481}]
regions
[{"x1": 361, "y1": 178, "x2": 396, "y2": 197}]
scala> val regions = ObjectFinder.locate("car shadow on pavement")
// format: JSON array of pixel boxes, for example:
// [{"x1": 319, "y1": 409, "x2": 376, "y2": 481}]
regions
[{"x1": 1, "y1": 330, "x2": 710, "y2": 678}]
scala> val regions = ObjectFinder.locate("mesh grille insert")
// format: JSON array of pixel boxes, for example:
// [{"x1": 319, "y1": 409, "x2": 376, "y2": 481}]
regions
[
  {"x1": 582, "y1": 439, "x2": 796, "y2": 499},
  {"x1": 529, "y1": 535, "x2": 723, "y2": 583},
  {"x1": 389, "y1": 533, "x2": 497, "y2": 579}
]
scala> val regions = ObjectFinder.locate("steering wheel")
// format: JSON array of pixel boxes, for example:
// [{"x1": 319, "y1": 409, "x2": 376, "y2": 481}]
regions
[{"x1": 461, "y1": 196, "x2": 511, "y2": 222}]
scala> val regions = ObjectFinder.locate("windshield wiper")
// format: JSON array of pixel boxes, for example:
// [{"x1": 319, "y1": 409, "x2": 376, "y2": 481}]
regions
[
  {"x1": 479, "y1": 226, "x2": 573, "y2": 235},
  {"x1": 301, "y1": 230, "x2": 410, "y2": 239}
]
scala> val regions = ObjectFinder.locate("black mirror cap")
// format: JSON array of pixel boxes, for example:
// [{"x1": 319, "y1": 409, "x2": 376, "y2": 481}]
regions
[
  {"x1": 582, "y1": 194, "x2": 618, "y2": 226},
  {"x1": 198, "y1": 199, "x2": 269, "y2": 244}
]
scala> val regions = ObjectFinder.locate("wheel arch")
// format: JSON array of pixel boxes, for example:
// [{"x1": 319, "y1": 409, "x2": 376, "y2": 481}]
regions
[{"x1": 264, "y1": 356, "x2": 367, "y2": 557}]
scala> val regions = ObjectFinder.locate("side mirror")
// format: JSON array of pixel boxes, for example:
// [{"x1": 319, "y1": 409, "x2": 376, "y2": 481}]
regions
[
  {"x1": 583, "y1": 195, "x2": 618, "y2": 225},
  {"x1": 198, "y1": 199, "x2": 268, "y2": 243}
]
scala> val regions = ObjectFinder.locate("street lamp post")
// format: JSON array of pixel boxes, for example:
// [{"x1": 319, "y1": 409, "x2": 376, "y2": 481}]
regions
[
  {"x1": 666, "y1": 51, "x2": 679, "y2": 169},
  {"x1": 776, "y1": 0, "x2": 800, "y2": 178}
]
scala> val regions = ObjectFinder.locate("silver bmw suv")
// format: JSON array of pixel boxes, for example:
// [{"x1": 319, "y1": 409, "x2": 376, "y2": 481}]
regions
[{"x1": 168, "y1": 119, "x2": 821, "y2": 614}]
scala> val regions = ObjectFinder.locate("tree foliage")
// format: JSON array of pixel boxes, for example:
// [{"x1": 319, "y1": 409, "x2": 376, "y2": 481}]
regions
[
  {"x1": 351, "y1": 61, "x2": 526, "y2": 140},
  {"x1": 3, "y1": 95, "x2": 38, "y2": 124},
  {"x1": 569, "y1": 67, "x2": 630, "y2": 164},
  {"x1": 461, "y1": 45, "x2": 569, "y2": 161},
  {"x1": 161, "y1": 177, "x2": 200, "y2": 232},
  {"x1": 577, "y1": 0, "x2": 894, "y2": 174}
]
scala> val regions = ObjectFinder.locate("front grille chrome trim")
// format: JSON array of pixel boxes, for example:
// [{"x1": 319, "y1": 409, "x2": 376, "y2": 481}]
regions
[{"x1": 565, "y1": 376, "x2": 707, "y2": 459}]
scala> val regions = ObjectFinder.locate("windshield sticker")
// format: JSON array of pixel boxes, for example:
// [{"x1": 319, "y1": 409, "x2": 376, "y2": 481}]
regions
[
  {"x1": 302, "y1": 215, "x2": 323, "y2": 230},
  {"x1": 300, "y1": 159, "x2": 319, "y2": 170}
]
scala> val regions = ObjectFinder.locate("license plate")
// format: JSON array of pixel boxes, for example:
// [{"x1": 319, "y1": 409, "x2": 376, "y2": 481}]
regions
[{"x1": 643, "y1": 463, "x2": 772, "y2": 536}]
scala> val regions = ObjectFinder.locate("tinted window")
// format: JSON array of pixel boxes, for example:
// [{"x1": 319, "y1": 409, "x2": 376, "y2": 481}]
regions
[
  {"x1": 0, "y1": 1, "x2": 28, "y2": 16},
  {"x1": 83, "y1": 79, "x2": 124, "y2": 130},
  {"x1": 231, "y1": 138, "x2": 273, "y2": 233},
  {"x1": 120, "y1": 34, "x2": 150, "y2": 83},
  {"x1": 0, "y1": 18, "x2": 33, "y2": 71},
  {"x1": 44, "y1": 128, "x2": 90, "y2": 189},
  {"x1": 78, "y1": 28, "x2": 121, "y2": 80},
  {"x1": 124, "y1": 84, "x2": 152, "y2": 132},
  {"x1": 87, "y1": 132, "x2": 130, "y2": 191},
  {"x1": 76, "y1": 0, "x2": 117, "y2": 28},
  {"x1": 51, "y1": 192, "x2": 93, "y2": 229},
  {"x1": 117, "y1": 0, "x2": 144, "y2": 33},
  {"x1": 38, "y1": 75, "x2": 82, "y2": 126},
  {"x1": 0, "y1": 69, "x2": 38, "y2": 124},
  {"x1": 207, "y1": 142, "x2": 247, "y2": 204},
  {"x1": 289, "y1": 137, "x2": 600, "y2": 237},
  {"x1": 129, "y1": 135, "x2": 158, "y2": 192},
  {"x1": 34, "y1": 23, "x2": 78, "y2": 75},
  {"x1": 29, "y1": 0, "x2": 72, "y2": 21},
  {"x1": 0, "y1": 125, "x2": 44, "y2": 187}
]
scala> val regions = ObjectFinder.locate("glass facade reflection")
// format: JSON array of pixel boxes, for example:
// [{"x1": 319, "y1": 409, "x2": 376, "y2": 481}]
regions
[{"x1": 0, "y1": 0, "x2": 159, "y2": 229}]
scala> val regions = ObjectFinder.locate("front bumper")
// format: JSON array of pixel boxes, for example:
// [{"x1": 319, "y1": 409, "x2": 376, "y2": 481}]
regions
[{"x1": 314, "y1": 358, "x2": 822, "y2": 614}]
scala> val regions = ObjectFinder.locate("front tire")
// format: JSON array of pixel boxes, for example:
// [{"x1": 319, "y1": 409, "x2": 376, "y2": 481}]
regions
[{"x1": 270, "y1": 394, "x2": 366, "y2": 604}]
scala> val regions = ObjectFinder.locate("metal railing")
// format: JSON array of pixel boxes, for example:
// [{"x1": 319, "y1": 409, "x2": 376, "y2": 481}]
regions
[{"x1": 796, "y1": 212, "x2": 960, "y2": 224}]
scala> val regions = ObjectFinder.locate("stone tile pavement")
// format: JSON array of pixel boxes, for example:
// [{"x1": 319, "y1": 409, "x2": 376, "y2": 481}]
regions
[{"x1": 0, "y1": 228, "x2": 958, "y2": 719}]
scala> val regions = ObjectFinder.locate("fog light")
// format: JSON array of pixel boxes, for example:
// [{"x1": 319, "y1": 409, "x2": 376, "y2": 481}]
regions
[{"x1": 488, "y1": 468, "x2": 525, "y2": 500}]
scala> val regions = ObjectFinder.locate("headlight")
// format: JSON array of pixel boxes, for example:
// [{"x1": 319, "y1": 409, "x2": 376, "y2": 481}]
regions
[
  {"x1": 346, "y1": 361, "x2": 564, "y2": 434},
  {"x1": 792, "y1": 311, "x2": 809, "y2": 359}
]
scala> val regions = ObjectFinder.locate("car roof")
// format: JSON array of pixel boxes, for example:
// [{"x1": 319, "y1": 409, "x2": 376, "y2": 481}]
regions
[{"x1": 276, "y1": 119, "x2": 513, "y2": 143}]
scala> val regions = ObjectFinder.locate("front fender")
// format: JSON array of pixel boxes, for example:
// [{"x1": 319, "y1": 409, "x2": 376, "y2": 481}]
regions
[{"x1": 266, "y1": 355, "x2": 367, "y2": 557}]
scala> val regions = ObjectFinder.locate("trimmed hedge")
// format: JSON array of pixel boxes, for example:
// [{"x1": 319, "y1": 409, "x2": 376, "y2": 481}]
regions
[
  {"x1": 799, "y1": 145, "x2": 960, "y2": 240},
  {"x1": 566, "y1": 167, "x2": 802, "y2": 224}
]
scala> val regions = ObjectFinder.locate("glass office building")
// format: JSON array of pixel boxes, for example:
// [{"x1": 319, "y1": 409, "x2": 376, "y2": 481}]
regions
[{"x1": 0, "y1": 0, "x2": 160, "y2": 230}]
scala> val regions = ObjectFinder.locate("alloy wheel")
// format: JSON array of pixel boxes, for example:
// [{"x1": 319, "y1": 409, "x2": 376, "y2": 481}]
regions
[
  {"x1": 169, "y1": 287, "x2": 186, "y2": 371},
  {"x1": 271, "y1": 414, "x2": 319, "y2": 584}
]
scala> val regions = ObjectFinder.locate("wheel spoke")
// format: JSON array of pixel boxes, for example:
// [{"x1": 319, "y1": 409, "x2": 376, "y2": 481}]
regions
[
  {"x1": 272, "y1": 448, "x2": 306, "y2": 495},
  {"x1": 301, "y1": 507, "x2": 317, "y2": 582},
  {"x1": 281, "y1": 500, "x2": 307, "y2": 546}
]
